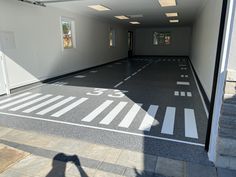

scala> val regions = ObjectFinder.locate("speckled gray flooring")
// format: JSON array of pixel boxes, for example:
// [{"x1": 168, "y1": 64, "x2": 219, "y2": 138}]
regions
[{"x1": 0, "y1": 57, "x2": 209, "y2": 163}]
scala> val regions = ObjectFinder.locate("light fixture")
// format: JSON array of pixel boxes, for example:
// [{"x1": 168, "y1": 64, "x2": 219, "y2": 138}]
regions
[
  {"x1": 88, "y1": 5, "x2": 111, "y2": 11},
  {"x1": 130, "y1": 22, "x2": 140, "y2": 25},
  {"x1": 115, "y1": 16, "x2": 129, "y2": 20},
  {"x1": 166, "y1": 12, "x2": 178, "y2": 17},
  {"x1": 169, "y1": 19, "x2": 179, "y2": 23},
  {"x1": 159, "y1": 0, "x2": 176, "y2": 7}
]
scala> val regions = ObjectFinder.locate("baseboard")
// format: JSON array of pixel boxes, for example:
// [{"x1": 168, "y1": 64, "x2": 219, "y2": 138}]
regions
[{"x1": 134, "y1": 55, "x2": 189, "y2": 58}]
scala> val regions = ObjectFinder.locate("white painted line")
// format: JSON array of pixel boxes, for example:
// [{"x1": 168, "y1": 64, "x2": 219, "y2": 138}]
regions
[
  {"x1": 187, "y1": 92, "x2": 192, "y2": 97},
  {"x1": 10, "y1": 94, "x2": 52, "y2": 111},
  {"x1": 185, "y1": 109, "x2": 198, "y2": 139},
  {"x1": 0, "y1": 92, "x2": 31, "y2": 105},
  {"x1": 51, "y1": 98, "x2": 88, "y2": 118},
  {"x1": 179, "y1": 64, "x2": 187, "y2": 67},
  {"x1": 177, "y1": 82, "x2": 190, "y2": 86},
  {"x1": 100, "y1": 102, "x2": 128, "y2": 125},
  {"x1": 0, "y1": 111, "x2": 205, "y2": 147},
  {"x1": 75, "y1": 75, "x2": 86, "y2": 78},
  {"x1": 82, "y1": 100, "x2": 113, "y2": 122},
  {"x1": 0, "y1": 93, "x2": 41, "y2": 110},
  {"x1": 124, "y1": 77, "x2": 130, "y2": 81},
  {"x1": 181, "y1": 75, "x2": 184, "y2": 78},
  {"x1": 181, "y1": 92, "x2": 186, "y2": 97},
  {"x1": 138, "y1": 69, "x2": 142, "y2": 72},
  {"x1": 23, "y1": 96, "x2": 64, "y2": 113},
  {"x1": 37, "y1": 97, "x2": 76, "y2": 115},
  {"x1": 90, "y1": 71, "x2": 98, "y2": 73},
  {"x1": 139, "y1": 105, "x2": 159, "y2": 131},
  {"x1": 174, "y1": 91, "x2": 179, "y2": 96},
  {"x1": 118, "y1": 103, "x2": 142, "y2": 128},
  {"x1": 132, "y1": 73, "x2": 136, "y2": 76},
  {"x1": 185, "y1": 75, "x2": 189, "y2": 78},
  {"x1": 114, "y1": 82, "x2": 124, "y2": 88},
  {"x1": 161, "y1": 107, "x2": 176, "y2": 135},
  {"x1": 188, "y1": 61, "x2": 209, "y2": 118}
]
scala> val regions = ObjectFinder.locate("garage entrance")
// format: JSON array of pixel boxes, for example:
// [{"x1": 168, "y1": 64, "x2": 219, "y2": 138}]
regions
[{"x1": 0, "y1": 0, "x2": 233, "y2": 167}]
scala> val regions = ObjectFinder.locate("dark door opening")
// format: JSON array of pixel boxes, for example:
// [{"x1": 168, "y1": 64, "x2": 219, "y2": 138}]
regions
[{"x1": 128, "y1": 31, "x2": 133, "y2": 58}]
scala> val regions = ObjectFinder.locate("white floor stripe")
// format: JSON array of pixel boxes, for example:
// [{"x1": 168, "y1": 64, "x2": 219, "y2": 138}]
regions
[
  {"x1": 114, "y1": 82, "x2": 124, "y2": 88},
  {"x1": 161, "y1": 107, "x2": 176, "y2": 135},
  {"x1": 177, "y1": 81, "x2": 190, "y2": 86},
  {"x1": 118, "y1": 103, "x2": 142, "y2": 128},
  {"x1": 139, "y1": 105, "x2": 159, "y2": 131},
  {"x1": 82, "y1": 100, "x2": 113, "y2": 122},
  {"x1": 100, "y1": 102, "x2": 128, "y2": 125},
  {"x1": 174, "y1": 91, "x2": 179, "y2": 96},
  {"x1": 185, "y1": 75, "x2": 189, "y2": 78},
  {"x1": 0, "y1": 92, "x2": 31, "y2": 105},
  {"x1": 0, "y1": 111, "x2": 205, "y2": 147},
  {"x1": 187, "y1": 92, "x2": 192, "y2": 97},
  {"x1": 0, "y1": 93, "x2": 41, "y2": 110},
  {"x1": 90, "y1": 71, "x2": 98, "y2": 73},
  {"x1": 51, "y1": 98, "x2": 88, "y2": 118},
  {"x1": 185, "y1": 109, "x2": 198, "y2": 139},
  {"x1": 37, "y1": 97, "x2": 76, "y2": 115},
  {"x1": 181, "y1": 92, "x2": 186, "y2": 97},
  {"x1": 23, "y1": 96, "x2": 64, "y2": 113},
  {"x1": 75, "y1": 75, "x2": 86, "y2": 78},
  {"x1": 10, "y1": 94, "x2": 52, "y2": 111}
]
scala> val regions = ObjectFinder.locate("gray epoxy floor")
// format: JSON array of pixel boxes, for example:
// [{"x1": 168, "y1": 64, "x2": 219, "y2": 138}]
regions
[{"x1": 0, "y1": 57, "x2": 209, "y2": 163}]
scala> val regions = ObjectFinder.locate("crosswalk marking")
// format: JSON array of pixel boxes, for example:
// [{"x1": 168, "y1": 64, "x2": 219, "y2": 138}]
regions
[
  {"x1": 181, "y1": 92, "x2": 186, "y2": 97},
  {"x1": 90, "y1": 71, "x2": 98, "y2": 73},
  {"x1": 139, "y1": 105, "x2": 159, "y2": 131},
  {"x1": 0, "y1": 93, "x2": 41, "y2": 110},
  {"x1": 100, "y1": 102, "x2": 128, "y2": 125},
  {"x1": 82, "y1": 100, "x2": 113, "y2": 122},
  {"x1": 37, "y1": 97, "x2": 76, "y2": 115},
  {"x1": 177, "y1": 81, "x2": 190, "y2": 86},
  {"x1": 187, "y1": 92, "x2": 192, "y2": 97},
  {"x1": 10, "y1": 94, "x2": 52, "y2": 111},
  {"x1": 118, "y1": 103, "x2": 142, "y2": 128},
  {"x1": 161, "y1": 107, "x2": 176, "y2": 135},
  {"x1": 184, "y1": 109, "x2": 198, "y2": 139},
  {"x1": 23, "y1": 96, "x2": 64, "y2": 113},
  {"x1": 51, "y1": 98, "x2": 88, "y2": 118},
  {"x1": 0, "y1": 92, "x2": 31, "y2": 105},
  {"x1": 174, "y1": 91, "x2": 179, "y2": 96}
]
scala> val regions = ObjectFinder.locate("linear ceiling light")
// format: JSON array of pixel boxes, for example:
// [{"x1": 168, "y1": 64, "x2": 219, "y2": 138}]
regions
[
  {"x1": 130, "y1": 22, "x2": 141, "y2": 25},
  {"x1": 115, "y1": 16, "x2": 129, "y2": 20},
  {"x1": 166, "y1": 12, "x2": 178, "y2": 17},
  {"x1": 169, "y1": 19, "x2": 179, "y2": 23},
  {"x1": 88, "y1": 5, "x2": 111, "y2": 11},
  {"x1": 159, "y1": 0, "x2": 176, "y2": 7}
]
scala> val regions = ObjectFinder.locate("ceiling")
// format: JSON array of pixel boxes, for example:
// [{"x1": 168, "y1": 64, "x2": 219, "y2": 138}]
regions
[{"x1": 42, "y1": 0, "x2": 207, "y2": 27}]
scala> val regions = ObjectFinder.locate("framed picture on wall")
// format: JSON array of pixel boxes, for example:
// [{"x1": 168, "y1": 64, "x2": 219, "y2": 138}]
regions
[{"x1": 153, "y1": 32, "x2": 171, "y2": 45}]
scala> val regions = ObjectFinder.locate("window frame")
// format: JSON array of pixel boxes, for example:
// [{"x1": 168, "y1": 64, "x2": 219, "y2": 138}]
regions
[
  {"x1": 60, "y1": 17, "x2": 76, "y2": 50},
  {"x1": 153, "y1": 32, "x2": 171, "y2": 46}
]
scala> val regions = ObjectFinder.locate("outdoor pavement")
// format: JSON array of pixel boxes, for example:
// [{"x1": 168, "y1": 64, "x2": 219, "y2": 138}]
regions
[{"x1": 0, "y1": 126, "x2": 236, "y2": 177}]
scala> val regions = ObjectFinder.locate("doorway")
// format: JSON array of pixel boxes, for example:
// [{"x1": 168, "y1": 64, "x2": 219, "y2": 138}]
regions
[{"x1": 128, "y1": 31, "x2": 133, "y2": 58}]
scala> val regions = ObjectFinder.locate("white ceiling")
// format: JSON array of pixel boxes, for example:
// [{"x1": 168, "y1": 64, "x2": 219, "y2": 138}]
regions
[{"x1": 44, "y1": 0, "x2": 207, "y2": 27}]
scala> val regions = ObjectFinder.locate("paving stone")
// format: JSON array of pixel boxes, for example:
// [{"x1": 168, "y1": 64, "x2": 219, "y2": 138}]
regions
[
  {"x1": 217, "y1": 137, "x2": 236, "y2": 157},
  {"x1": 215, "y1": 155, "x2": 231, "y2": 169},
  {"x1": 94, "y1": 170, "x2": 124, "y2": 177},
  {"x1": 103, "y1": 148, "x2": 122, "y2": 164},
  {"x1": 217, "y1": 167, "x2": 236, "y2": 177},
  {"x1": 67, "y1": 165, "x2": 96, "y2": 177},
  {"x1": 0, "y1": 146, "x2": 28, "y2": 173},
  {"x1": 155, "y1": 157, "x2": 185, "y2": 177},
  {"x1": 116, "y1": 150, "x2": 157, "y2": 172},
  {"x1": 186, "y1": 163, "x2": 217, "y2": 177},
  {"x1": 0, "y1": 127, "x2": 13, "y2": 138},
  {"x1": 98, "y1": 162, "x2": 126, "y2": 175},
  {"x1": 0, "y1": 169, "x2": 33, "y2": 177},
  {"x1": 123, "y1": 168, "x2": 154, "y2": 177}
]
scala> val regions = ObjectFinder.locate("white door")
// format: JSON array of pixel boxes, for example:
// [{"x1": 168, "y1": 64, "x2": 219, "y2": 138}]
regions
[{"x1": 0, "y1": 54, "x2": 6, "y2": 95}]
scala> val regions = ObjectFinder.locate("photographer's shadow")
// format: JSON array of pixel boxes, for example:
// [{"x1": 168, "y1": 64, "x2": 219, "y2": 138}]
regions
[{"x1": 46, "y1": 153, "x2": 88, "y2": 177}]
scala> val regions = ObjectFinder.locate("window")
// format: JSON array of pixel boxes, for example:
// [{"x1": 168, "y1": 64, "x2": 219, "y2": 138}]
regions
[
  {"x1": 109, "y1": 28, "x2": 116, "y2": 47},
  {"x1": 61, "y1": 17, "x2": 75, "y2": 49},
  {"x1": 153, "y1": 32, "x2": 171, "y2": 45}
]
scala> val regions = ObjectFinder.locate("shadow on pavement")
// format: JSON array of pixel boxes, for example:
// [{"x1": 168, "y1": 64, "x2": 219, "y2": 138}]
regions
[{"x1": 46, "y1": 153, "x2": 88, "y2": 177}]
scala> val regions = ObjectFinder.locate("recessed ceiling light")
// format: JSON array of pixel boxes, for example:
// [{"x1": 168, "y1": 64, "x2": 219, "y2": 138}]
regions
[
  {"x1": 159, "y1": 0, "x2": 176, "y2": 7},
  {"x1": 130, "y1": 22, "x2": 140, "y2": 25},
  {"x1": 115, "y1": 16, "x2": 129, "y2": 20},
  {"x1": 166, "y1": 12, "x2": 178, "y2": 17},
  {"x1": 88, "y1": 5, "x2": 111, "y2": 11},
  {"x1": 169, "y1": 19, "x2": 179, "y2": 23}
]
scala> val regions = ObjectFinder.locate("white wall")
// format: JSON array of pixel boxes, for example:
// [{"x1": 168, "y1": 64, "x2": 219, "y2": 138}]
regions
[
  {"x1": 134, "y1": 27, "x2": 191, "y2": 56},
  {"x1": 190, "y1": 0, "x2": 223, "y2": 100},
  {"x1": 228, "y1": 13, "x2": 236, "y2": 70},
  {"x1": 0, "y1": 0, "x2": 128, "y2": 89}
]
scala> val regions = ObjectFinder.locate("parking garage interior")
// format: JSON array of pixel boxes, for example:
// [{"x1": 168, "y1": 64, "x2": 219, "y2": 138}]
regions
[{"x1": 0, "y1": 0, "x2": 235, "y2": 175}]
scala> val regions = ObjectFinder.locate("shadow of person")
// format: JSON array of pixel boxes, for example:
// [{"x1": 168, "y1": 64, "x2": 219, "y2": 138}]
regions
[{"x1": 46, "y1": 153, "x2": 88, "y2": 177}]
